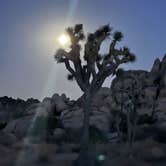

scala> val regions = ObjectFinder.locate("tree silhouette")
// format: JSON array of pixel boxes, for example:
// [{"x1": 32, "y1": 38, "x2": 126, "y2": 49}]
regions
[{"x1": 54, "y1": 24, "x2": 136, "y2": 163}]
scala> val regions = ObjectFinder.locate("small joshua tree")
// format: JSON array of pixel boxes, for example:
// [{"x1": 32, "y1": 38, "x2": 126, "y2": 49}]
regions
[
  {"x1": 126, "y1": 76, "x2": 142, "y2": 150},
  {"x1": 116, "y1": 74, "x2": 142, "y2": 149},
  {"x1": 54, "y1": 24, "x2": 136, "y2": 156}
]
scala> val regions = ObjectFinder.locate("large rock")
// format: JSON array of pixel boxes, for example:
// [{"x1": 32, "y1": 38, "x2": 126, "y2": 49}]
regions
[
  {"x1": 28, "y1": 95, "x2": 67, "y2": 117},
  {"x1": 92, "y1": 88, "x2": 112, "y2": 108},
  {"x1": 52, "y1": 94, "x2": 69, "y2": 112},
  {"x1": 148, "y1": 58, "x2": 161, "y2": 85},
  {"x1": 160, "y1": 54, "x2": 166, "y2": 86},
  {"x1": 60, "y1": 106, "x2": 111, "y2": 135},
  {"x1": 40, "y1": 97, "x2": 53, "y2": 115},
  {"x1": 61, "y1": 108, "x2": 83, "y2": 131},
  {"x1": 156, "y1": 97, "x2": 166, "y2": 112},
  {"x1": 3, "y1": 115, "x2": 33, "y2": 138},
  {"x1": 90, "y1": 106, "x2": 111, "y2": 134}
]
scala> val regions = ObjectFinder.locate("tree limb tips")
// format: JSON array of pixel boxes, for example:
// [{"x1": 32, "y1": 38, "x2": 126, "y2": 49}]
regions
[{"x1": 54, "y1": 23, "x2": 136, "y2": 93}]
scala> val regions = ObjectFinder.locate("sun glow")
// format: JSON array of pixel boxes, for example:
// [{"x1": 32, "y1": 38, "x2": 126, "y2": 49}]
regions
[{"x1": 58, "y1": 34, "x2": 70, "y2": 46}]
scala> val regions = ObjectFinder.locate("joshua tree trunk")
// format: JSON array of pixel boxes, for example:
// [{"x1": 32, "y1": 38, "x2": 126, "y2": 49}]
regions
[
  {"x1": 127, "y1": 110, "x2": 131, "y2": 146},
  {"x1": 73, "y1": 88, "x2": 93, "y2": 166},
  {"x1": 131, "y1": 113, "x2": 138, "y2": 147},
  {"x1": 81, "y1": 88, "x2": 91, "y2": 151}
]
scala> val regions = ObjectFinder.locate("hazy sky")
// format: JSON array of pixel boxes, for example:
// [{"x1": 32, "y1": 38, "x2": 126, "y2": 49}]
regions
[{"x1": 0, "y1": 0, "x2": 166, "y2": 100}]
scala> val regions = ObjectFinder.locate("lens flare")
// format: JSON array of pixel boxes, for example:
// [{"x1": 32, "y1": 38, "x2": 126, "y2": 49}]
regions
[{"x1": 58, "y1": 34, "x2": 70, "y2": 46}]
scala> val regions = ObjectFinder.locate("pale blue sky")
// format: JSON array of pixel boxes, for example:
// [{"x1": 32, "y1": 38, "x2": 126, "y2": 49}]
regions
[{"x1": 0, "y1": 0, "x2": 166, "y2": 100}]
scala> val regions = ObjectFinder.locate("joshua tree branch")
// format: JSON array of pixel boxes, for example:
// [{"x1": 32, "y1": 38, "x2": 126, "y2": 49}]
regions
[
  {"x1": 62, "y1": 58, "x2": 86, "y2": 91},
  {"x1": 63, "y1": 59, "x2": 75, "y2": 75},
  {"x1": 73, "y1": 60, "x2": 87, "y2": 91},
  {"x1": 90, "y1": 62, "x2": 118, "y2": 96}
]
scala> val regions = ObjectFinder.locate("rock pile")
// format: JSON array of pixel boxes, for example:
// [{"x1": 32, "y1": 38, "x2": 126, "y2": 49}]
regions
[{"x1": 1, "y1": 55, "x2": 166, "y2": 142}]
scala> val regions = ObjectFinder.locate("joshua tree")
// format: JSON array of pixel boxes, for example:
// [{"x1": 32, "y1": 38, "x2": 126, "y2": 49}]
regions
[
  {"x1": 117, "y1": 74, "x2": 142, "y2": 149},
  {"x1": 54, "y1": 24, "x2": 136, "y2": 161}
]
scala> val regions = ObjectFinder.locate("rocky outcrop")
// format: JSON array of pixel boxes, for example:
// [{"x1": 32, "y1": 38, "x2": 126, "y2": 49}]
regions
[
  {"x1": 0, "y1": 97, "x2": 39, "y2": 123},
  {"x1": 51, "y1": 94, "x2": 70, "y2": 113},
  {"x1": 109, "y1": 55, "x2": 166, "y2": 144},
  {"x1": 148, "y1": 58, "x2": 161, "y2": 85},
  {"x1": 160, "y1": 55, "x2": 166, "y2": 86},
  {"x1": 111, "y1": 55, "x2": 166, "y2": 115},
  {"x1": 1, "y1": 55, "x2": 166, "y2": 165},
  {"x1": 147, "y1": 55, "x2": 166, "y2": 87},
  {"x1": 1, "y1": 55, "x2": 166, "y2": 141}
]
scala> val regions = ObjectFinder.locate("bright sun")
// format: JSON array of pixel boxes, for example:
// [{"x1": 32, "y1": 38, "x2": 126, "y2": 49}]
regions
[{"x1": 58, "y1": 34, "x2": 70, "y2": 46}]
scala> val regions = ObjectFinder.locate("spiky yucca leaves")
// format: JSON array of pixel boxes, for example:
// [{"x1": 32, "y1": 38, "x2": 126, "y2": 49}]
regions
[
  {"x1": 74, "y1": 24, "x2": 83, "y2": 34},
  {"x1": 66, "y1": 24, "x2": 85, "y2": 45},
  {"x1": 113, "y1": 31, "x2": 123, "y2": 42},
  {"x1": 107, "y1": 43, "x2": 136, "y2": 66},
  {"x1": 74, "y1": 24, "x2": 85, "y2": 41},
  {"x1": 102, "y1": 24, "x2": 112, "y2": 33},
  {"x1": 66, "y1": 27, "x2": 74, "y2": 36},
  {"x1": 84, "y1": 24, "x2": 112, "y2": 62},
  {"x1": 94, "y1": 24, "x2": 112, "y2": 38},
  {"x1": 87, "y1": 24, "x2": 112, "y2": 44},
  {"x1": 87, "y1": 33, "x2": 95, "y2": 42},
  {"x1": 54, "y1": 49, "x2": 67, "y2": 63},
  {"x1": 123, "y1": 46, "x2": 130, "y2": 55},
  {"x1": 122, "y1": 47, "x2": 136, "y2": 62},
  {"x1": 128, "y1": 54, "x2": 136, "y2": 62},
  {"x1": 94, "y1": 24, "x2": 112, "y2": 44}
]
